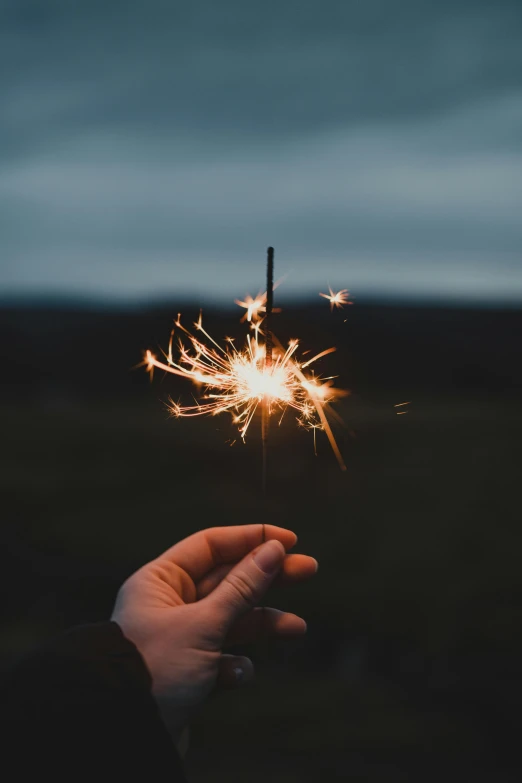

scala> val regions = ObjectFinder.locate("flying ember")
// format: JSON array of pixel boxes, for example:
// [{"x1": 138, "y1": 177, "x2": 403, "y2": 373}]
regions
[
  {"x1": 319, "y1": 287, "x2": 353, "y2": 310},
  {"x1": 234, "y1": 293, "x2": 266, "y2": 322}
]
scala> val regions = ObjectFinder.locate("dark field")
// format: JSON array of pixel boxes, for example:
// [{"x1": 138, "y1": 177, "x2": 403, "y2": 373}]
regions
[{"x1": 2, "y1": 301, "x2": 522, "y2": 781}]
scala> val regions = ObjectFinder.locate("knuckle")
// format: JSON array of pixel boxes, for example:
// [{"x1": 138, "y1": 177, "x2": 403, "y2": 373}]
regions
[{"x1": 225, "y1": 570, "x2": 258, "y2": 607}]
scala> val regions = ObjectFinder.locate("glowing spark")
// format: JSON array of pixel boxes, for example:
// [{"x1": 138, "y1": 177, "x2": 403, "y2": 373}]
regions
[
  {"x1": 235, "y1": 293, "x2": 266, "y2": 322},
  {"x1": 144, "y1": 313, "x2": 347, "y2": 469},
  {"x1": 394, "y1": 401, "x2": 411, "y2": 415},
  {"x1": 235, "y1": 279, "x2": 283, "y2": 322},
  {"x1": 319, "y1": 287, "x2": 352, "y2": 310}
]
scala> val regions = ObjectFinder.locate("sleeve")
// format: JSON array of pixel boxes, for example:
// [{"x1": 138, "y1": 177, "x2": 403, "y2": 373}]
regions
[{"x1": 0, "y1": 621, "x2": 188, "y2": 782}]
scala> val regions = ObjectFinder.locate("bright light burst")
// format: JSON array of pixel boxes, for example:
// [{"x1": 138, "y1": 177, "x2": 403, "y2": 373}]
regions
[
  {"x1": 234, "y1": 293, "x2": 266, "y2": 322},
  {"x1": 235, "y1": 278, "x2": 283, "y2": 322},
  {"x1": 143, "y1": 311, "x2": 347, "y2": 469},
  {"x1": 319, "y1": 287, "x2": 352, "y2": 310}
]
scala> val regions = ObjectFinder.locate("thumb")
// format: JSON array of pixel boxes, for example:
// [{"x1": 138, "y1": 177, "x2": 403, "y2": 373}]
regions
[{"x1": 203, "y1": 539, "x2": 286, "y2": 634}]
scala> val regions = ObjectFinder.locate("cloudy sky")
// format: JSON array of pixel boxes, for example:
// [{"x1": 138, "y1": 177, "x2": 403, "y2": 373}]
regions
[{"x1": 1, "y1": 0, "x2": 521, "y2": 304}]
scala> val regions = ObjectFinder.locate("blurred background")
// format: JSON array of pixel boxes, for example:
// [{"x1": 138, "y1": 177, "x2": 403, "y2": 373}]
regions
[{"x1": 1, "y1": 1, "x2": 522, "y2": 780}]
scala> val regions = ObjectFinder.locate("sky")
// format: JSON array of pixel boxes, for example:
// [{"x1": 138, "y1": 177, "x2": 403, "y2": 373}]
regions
[{"x1": 1, "y1": 0, "x2": 521, "y2": 304}]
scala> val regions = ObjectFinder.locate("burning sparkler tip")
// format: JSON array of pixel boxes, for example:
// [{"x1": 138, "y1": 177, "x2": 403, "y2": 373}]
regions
[{"x1": 142, "y1": 253, "x2": 347, "y2": 469}]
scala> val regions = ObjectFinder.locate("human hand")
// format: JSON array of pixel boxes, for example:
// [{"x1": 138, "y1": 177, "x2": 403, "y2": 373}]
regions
[{"x1": 111, "y1": 524, "x2": 317, "y2": 742}]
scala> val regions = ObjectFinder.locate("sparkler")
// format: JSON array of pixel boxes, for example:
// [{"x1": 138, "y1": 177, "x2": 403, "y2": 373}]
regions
[{"x1": 143, "y1": 250, "x2": 347, "y2": 476}]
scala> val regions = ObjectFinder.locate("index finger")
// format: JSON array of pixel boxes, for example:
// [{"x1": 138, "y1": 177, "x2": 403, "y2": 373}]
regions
[{"x1": 155, "y1": 524, "x2": 297, "y2": 582}]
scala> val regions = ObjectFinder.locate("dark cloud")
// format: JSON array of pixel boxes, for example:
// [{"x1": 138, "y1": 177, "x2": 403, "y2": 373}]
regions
[
  {"x1": 3, "y1": 0, "x2": 522, "y2": 142},
  {"x1": 1, "y1": 0, "x2": 521, "y2": 300}
]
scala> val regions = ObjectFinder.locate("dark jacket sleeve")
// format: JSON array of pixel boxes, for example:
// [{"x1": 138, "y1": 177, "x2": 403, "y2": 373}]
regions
[{"x1": 1, "y1": 621, "x2": 187, "y2": 782}]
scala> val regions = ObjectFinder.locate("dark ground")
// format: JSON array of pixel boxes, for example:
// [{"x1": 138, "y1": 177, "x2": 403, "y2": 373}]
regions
[{"x1": 1, "y1": 300, "x2": 522, "y2": 781}]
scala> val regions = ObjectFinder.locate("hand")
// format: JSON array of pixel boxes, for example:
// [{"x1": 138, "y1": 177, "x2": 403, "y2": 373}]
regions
[{"x1": 111, "y1": 524, "x2": 317, "y2": 742}]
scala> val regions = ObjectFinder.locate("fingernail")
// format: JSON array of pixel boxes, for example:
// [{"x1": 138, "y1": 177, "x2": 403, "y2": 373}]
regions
[
  {"x1": 233, "y1": 667, "x2": 244, "y2": 683},
  {"x1": 253, "y1": 540, "x2": 285, "y2": 574},
  {"x1": 312, "y1": 558, "x2": 319, "y2": 572}
]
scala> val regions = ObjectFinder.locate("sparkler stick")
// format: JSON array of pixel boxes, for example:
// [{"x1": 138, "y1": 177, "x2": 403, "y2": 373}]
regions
[
  {"x1": 265, "y1": 247, "x2": 274, "y2": 368},
  {"x1": 261, "y1": 247, "x2": 274, "y2": 542}
]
